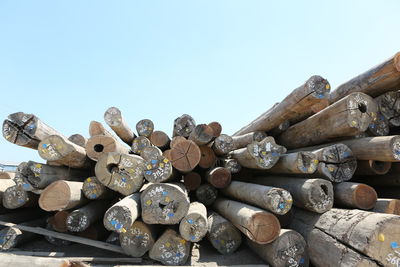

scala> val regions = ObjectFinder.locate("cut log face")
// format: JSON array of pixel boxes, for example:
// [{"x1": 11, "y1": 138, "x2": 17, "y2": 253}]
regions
[
  {"x1": 376, "y1": 90, "x2": 400, "y2": 127},
  {"x1": 179, "y1": 202, "x2": 208, "y2": 242},
  {"x1": 372, "y1": 198, "x2": 400, "y2": 215},
  {"x1": 48, "y1": 211, "x2": 70, "y2": 232},
  {"x1": 68, "y1": 134, "x2": 87, "y2": 148},
  {"x1": 103, "y1": 193, "x2": 141, "y2": 233},
  {"x1": 207, "y1": 122, "x2": 222, "y2": 137},
  {"x1": 195, "y1": 184, "x2": 218, "y2": 206},
  {"x1": 189, "y1": 124, "x2": 214, "y2": 145},
  {"x1": 89, "y1": 121, "x2": 114, "y2": 137},
  {"x1": 141, "y1": 183, "x2": 190, "y2": 225},
  {"x1": 104, "y1": 107, "x2": 136, "y2": 146},
  {"x1": 95, "y1": 152, "x2": 145, "y2": 195},
  {"x1": 198, "y1": 145, "x2": 217, "y2": 169},
  {"x1": 265, "y1": 151, "x2": 319, "y2": 175},
  {"x1": 206, "y1": 167, "x2": 231, "y2": 189},
  {"x1": 149, "y1": 131, "x2": 171, "y2": 150},
  {"x1": 131, "y1": 136, "x2": 152, "y2": 155},
  {"x1": 143, "y1": 156, "x2": 175, "y2": 183},
  {"x1": 136, "y1": 119, "x2": 154, "y2": 137},
  {"x1": 355, "y1": 160, "x2": 392, "y2": 175},
  {"x1": 66, "y1": 200, "x2": 110, "y2": 232},
  {"x1": 2, "y1": 185, "x2": 38, "y2": 209},
  {"x1": 278, "y1": 92, "x2": 378, "y2": 149},
  {"x1": 120, "y1": 220, "x2": 157, "y2": 257},
  {"x1": 170, "y1": 136, "x2": 187, "y2": 149},
  {"x1": 367, "y1": 112, "x2": 389, "y2": 136},
  {"x1": 149, "y1": 228, "x2": 191, "y2": 266},
  {"x1": 170, "y1": 139, "x2": 201, "y2": 172},
  {"x1": 212, "y1": 134, "x2": 234, "y2": 156},
  {"x1": 82, "y1": 176, "x2": 113, "y2": 200},
  {"x1": 141, "y1": 146, "x2": 163, "y2": 161},
  {"x1": 231, "y1": 131, "x2": 268, "y2": 150},
  {"x1": 86, "y1": 135, "x2": 130, "y2": 161},
  {"x1": 220, "y1": 158, "x2": 241, "y2": 174},
  {"x1": 333, "y1": 182, "x2": 377, "y2": 210},
  {"x1": 173, "y1": 114, "x2": 196, "y2": 137},
  {"x1": 207, "y1": 212, "x2": 242, "y2": 255},
  {"x1": 183, "y1": 172, "x2": 202, "y2": 191},
  {"x1": 2, "y1": 112, "x2": 62, "y2": 149}
]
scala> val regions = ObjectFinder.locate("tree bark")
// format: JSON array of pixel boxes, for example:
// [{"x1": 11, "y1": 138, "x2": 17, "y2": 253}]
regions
[{"x1": 104, "y1": 107, "x2": 136, "y2": 146}]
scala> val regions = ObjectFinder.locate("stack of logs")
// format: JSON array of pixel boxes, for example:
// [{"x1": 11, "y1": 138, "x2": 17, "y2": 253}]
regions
[{"x1": 1, "y1": 51, "x2": 400, "y2": 267}]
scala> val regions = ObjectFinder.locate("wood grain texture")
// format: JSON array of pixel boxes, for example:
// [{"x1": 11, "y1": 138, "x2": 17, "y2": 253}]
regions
[{"x1": 104, "y1": 107, "x2": 136, "y2": 146}]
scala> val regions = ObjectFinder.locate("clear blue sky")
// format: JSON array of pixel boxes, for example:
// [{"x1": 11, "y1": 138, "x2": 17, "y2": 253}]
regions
[{"x1": 1, "y1": 1, "x2": 399, "y2": 163}]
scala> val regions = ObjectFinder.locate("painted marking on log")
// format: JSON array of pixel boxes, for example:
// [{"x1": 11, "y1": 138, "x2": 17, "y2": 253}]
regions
[
  {"x1": 280, "y1": 244, "x2": 301, "y2": 267},
  {"x1": 392, "y1": 242, "x2": 399, "y2": 249},
  {"x1": 379, "y1": 233, "x2": 385, "y2": 242}
]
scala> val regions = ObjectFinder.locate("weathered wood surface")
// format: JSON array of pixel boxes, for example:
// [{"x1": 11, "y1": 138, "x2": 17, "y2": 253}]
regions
[
  {"x1": 149, "y1": 130, "x2": 171, "y2": 150},
  {"x1": 329, "y1": 52, "x2": 400, "y2": 103},
  {"x1": 2, "y1": 185, "x2": 38, "y2": 209},
  {"x1": 206, "y1": 167, "x2": 231, "y2": 189},
  {"x1": 268, "y1": 121, "x2": 290, "y2": 137},
  {"x1": 198, "y1": 145, "x2": 217, "y2": 169},
  {"x1": 0, "y1": 253, "x2": 71, "y2": 267},
  {"x1": 48, "y1": 211, "x2": 69, "y2": 232},
  {"x1": 89, "y1": 121, "x2": 114, "y2": 137},
  {"x1": 143, "y1": 155, "x2": 175, "y2": 183},
  {"x1": 86, "y1": 135, "x2": 130, "y2": 161},
  {"x1": 376, "y1": 90, "x2": 400, "y2": 128},
  {"x1": 68, "y1": 134, "x2": 87, "y2": 147},
  {"x1": 66, "y1": 200, "x2": 110, "y2": 232},
  {"x1": 231, "y1": 131, "x2": 268, "y2": 150},
  {"x1": 212, "y1": 134, "x2": 234, "y2": 156},
  {"x1": 183, "y1": 172, "x2": 202, "y2": 191},
  {"x1": 355, "y1": 160, "x2": 392, "y2": 175},
  {"x1": 179, "y1": 201, "x2": 207, "y2": 242},
  {"x1": 278, "y1": 92, "x2": 378, "y2": 149},
  {"x1": 82, "y1": 176, "x2": 114, "y2": 200},
  {"x1": 195, "y1": 183, "x2": 218, "y2": 206},
  {"x1": 371, "y1": 198, "x2": 400, "y2": 215},
  {"x1": 220, "y1": 181, "x2": 292, "y2": 215},
  {"x1": 0, "y1": 179, "x2": 15, "y2": 207},
  {"x1": 131, "y1": 136, "x2": 152, "y2": 155},
  {"x1": 0, "y1": 172, "x2": 15, "y2": 180},
  {"x1": 104, "y1": 107, "x2": 136, "y2": 146},
  {"x1": 208, "y1": 121, "x2": 222, "y2": 137},
  {"x1": 135, "y1": 119, "x2": 154, "y2": 137},
  {"x1": 189, "y1": 124, "x2": 214, "y2": 145},
  {"x1": 173, "y1": 114, "x2": 196, "y2": 137},
  {"x1": 264, "y1": 151, "x2": 318, "y2": 175},
  {"x1": 169, "y1": 139, "x2": 201, "y2": 172},
  {"x1": 120, "y1": 220, "x2": 157, "y2": 257},
  {"x1": 220, "y1": 158, "x2": 241, "y2": 174},
  {"x1": 333, "y1": 182, "x2": 377, "y2": 210},
  {"x1": 367, "y1": 112, "x2": 389, "y2": 136},
  {"x1": 234, "y1": 75, "x2": 331, "y2": 135},
  {"x1": 170, "y1": 136, "x2": 187, "y2": 149},
  {"x1": 213, "y1": 198, "x2": 281, "y2": 244},
  {"x1": 141, "y1": 146, "x2": 162, "y2": 161}
]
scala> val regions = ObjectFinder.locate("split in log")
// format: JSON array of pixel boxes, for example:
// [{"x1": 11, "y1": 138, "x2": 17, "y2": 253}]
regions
[
  {"x1": 143, "y1": 155, "x2": 176, "y2": 183},
  {"x1": 95, "y1": 152, "x2": 145, "y2": 196},
  {"x1": 207, "y1": 121, "x2": 222, "y2": 137},
  {"x1": 68, "y1": 134, "x2": 87, "y2": 148},
  {"x1": 183, "y1": 172, "x2": 202, "y2": 191},
  {"x1": 198, "y1": 145, "x2": 217, "y2": 169},
  {"x1": 219, "y1": 158, "x2": 241, "y2": 174},
  {"x1": 103, "y1": 193, "x2": 141, "y2": 233},
  {"x1": 207, "y1": 212, "x2": 242, "y2": 255},
  {"x1": 179, "y1": 201, "x2": 207, "y2": 242},
  {"x1": 120, "y1": 220, "x2": 157, "y2": 257},
  {"x1": 131, "y1": 136, "x2": 152, "y2": 155},
  {"x1": 48, "y1": 211, "x2": 69, "y2": 232},
  {"x1": 149, "y1": 130, "x2": 171, "y2": 150},
  {"x1": 66, "y1": 200, "x2": 110, "y2": 232},
  {"x1": 135, "y1": 119, "x2": 154, "y2": 137},
  {"x1": 195, "y1": 183, "x2": 218, "y2": 206},
  {"x1": 206, "y1": 167, "x2": 231, "y2": 189},
  {"x1": 231, "y1": 131, "x2": 268, "y2": 150},
  {"x1": 246, "y1": 229, "x2": 309, "y2": 267},
  {"x1": 220, "y1": 181, "x2": 292, "y2": 215},
  {"x1": 367, "y1": 112, "x2": 389, "y2": 136},
  {"x1": 329, "y1": 52, "x2": 400, "y2": 103},
  {"x1": 278, "y1": 92, "x2": 378, "y2": 149},
  {"x1": 2, "y1": 185, "x2": 38, "y2": 209},
  {"x1": 212, "y1": 198, "x2": 281, "y2": 244},
  {"x1": 189, "y1": 124, "x2": 214, "y2": 145},
  {"x1": 173, "y1": 114, "x2": 196, "y2": 138},
  {"x1": 263, "y1": 151, "x2": 318, "y2": 175},
  {"x1": 86, "y1": 135, "x2": 130, "y2": 162},
  {"x1": 170, "y1": 136, "x2": 187, "y2": 149},
  {"x1": 104, "y1": 107, "x2": 136, "y2": 146},
  {"x1": 82, "y1": 176, "x2": 114, "y2": 200},
  {"x1": 169, "y1": 139, "x2": 201, "y2": 172},
  {"x1": 39, "y1": 181, "x2": 88, "y2": 211},
  {"x1": 333, "y1": 182, "x2": 377, "y2": 210},
  {"x1": 149, "y1": 228, "x2": 191, "y2": 266},
  {"x1": 212, "y1": 134, "x2": 234, "y2": 156},
  {"x1": 354, "y1": 160, "x2": 392, "y2": 175},
  {"x1": 229, "y1": 137, "x2": 286, "y2": 169},
  {"x1": 141, "y1": 183, "x2": 189, "y2": 225},
  {"x1": 375, "y1": 90, "x2": 400, "y2": 127},
  {"x1": 234, "y1": 75, "x2": 331, "y2": 135},
  {"x1": 89, "y1": 121, "x2": 114, "y2": 137},
  {"x1": 140, "y1": 146, "x2": 162, "y2": 161},
  {"x1": 2, "y1": 112, "x2": 62, "y2": 149},
  {"x1": 371, "y1": 198, "x2": 400, "y2": 215}
]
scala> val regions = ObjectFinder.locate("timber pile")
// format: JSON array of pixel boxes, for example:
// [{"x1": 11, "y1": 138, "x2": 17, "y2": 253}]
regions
[{"x1": 0, "y1": 52, "x2": 400, "y2": 267}]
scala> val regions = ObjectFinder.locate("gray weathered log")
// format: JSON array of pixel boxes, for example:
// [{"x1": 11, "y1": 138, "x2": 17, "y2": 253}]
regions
[
  {"x1": 195, "y1": 184, "x2": 218, "y2": 206},
  {"x1": 371, "y1": 198, "x2": 400, "y2": 215},
  {"x1": 66, "y1": 200, "x2": 110, "y2": 232},
  {"x1": 104, "y1": 107, "x2": 136, "y2": 146},
  {"x1": 120, "y1": 220, "x2": 157, "y2": 257},
  {"x1": 173, "y1": 114, "x2": 196, "y2": 138},
  {"x1": 212, "y1": 134, "x2": 234, "y2": 156},
  {"x1": 82, "y1": 176, "x2": 114, "y2": 200},
  {"x1": 135, "y1": 119, "x2": 154, "y2": 137},
  {"x1": 68, "y1": 134, "x2": 87, "y2": 147},
  {"x1": 179, "y1": 201, "x2": 208, "y2": 242},
  {"x1": 2, "y1": 185, "x2": 38, "y2": 209},
  {"x1": 131, "y1": 136, "x2": 152, "y2": 155},
  {"x1": 263, "y1": 151, "x2": 318, "y2": 175}
]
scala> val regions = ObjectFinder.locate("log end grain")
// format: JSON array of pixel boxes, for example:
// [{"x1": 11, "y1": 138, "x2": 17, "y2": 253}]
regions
[
  {"x1": 213, "y1": 134, "x2": 234, "y2": 155},
  {"x1": 346, "y1": 92, "x2": 378, "y2": 132},
  {"x1": 143, "y1": 156, "x2": 174, "y2": 183},
  {"x1": 206, "y1": 167, "x2": 231, "y2": 189},
  {"x1": 136, "y1": 119, "x2": 154, "y2": 137},
  {"x1": 208, "y1": 121, "x2": 222, "y2": 137},
  {"x1": 38, "y1": 181, "x2": 72, "y2": 211},
  {"x1": 120, "y1": 220, "x2": 156, "y2": 257},
  {"x1": 198, "y1": 145, "x2": 217, "y2": 169},
  {"x1": 189, "y1": 124, "x2": 214, "y2": 145},
  {"x1": 86, "y1": 135, "x2": 119, "y2": 161},
  {"x1": 170, "y1": 140, "x2": 201, "y2": 172},
  {"x1": 265, "y1": 188, "x2": 293, "y2": 215},
  {"x1": 173, "y1": 114, "x2": 196, "y2": 137},
  {"x1": 306, "y1": 75, "x2": 331, "y2": 100},
  {"x1": 195, "y1": 184, "x2": 218, "y2": 206},
  {"x1": 183, "y1": 172, "x2": 202, "y2": 191},
  {"x1": 131, "y1": 136, "x2": 152, "y2": 155},
  {"x1": 353, "y1": 184, "x2": 378, "y2": 210},
  {"x1": 247, "y1": 211, "x2": 281, "y2": 244}
]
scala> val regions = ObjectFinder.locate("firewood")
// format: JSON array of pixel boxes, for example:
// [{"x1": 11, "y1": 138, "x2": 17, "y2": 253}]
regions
[
  {"x1": 263, "y1": 151, "x2": 318, "y2": 175},
  {"x1": 333, "y1": 182, "x2": 377, "y2": 210},
  {"x1": 207, "y1": 212, "x2": 242, "y2": 255},
  {"x1": 82, "y1": 176, "x2": 114, "y2": 200},
  {"x1": 2, "y1": 185, "x2": 38, "y2": 209},
  {"x1": 66, "y1": 200, "x2": 110, "y2": 232},
  {"x1": 366, "y1": 112, "x2": 389, "y2": 136},
  {"x1": 219, "y1": 158, "x2": 241, "y2": 174},
  {"x1": 104, "y1": 107, "x2": 136, "y2": 146},
  {"x1": 103, "y1": 193, "x2": 141, "y2": 233},
  {"x1": 149, "y1": 228, "x2": 191, "y2": 265},
  {"x1": 183, "y1": 172, "x2": 202, "y2": 191},
  {"x1": 278, "y1": 93, "x2": 378, "y2": 149},
  {"x1": 120, "y1": 220, "x2": 157, "y2": 257},
  {"x1": 143, "y1": 155, "x2": 176, "y2": 183},
  {"x1": 149, "y1": 130, "x2": 171, "y2": 151},
  {"x1": 245, "y1": 229, "x2": 309, "y2": 267},
  {"x1": 179, "y1": 201, "x2": 207, "y2": 242},
  {"x1": 173, "y1": 114, "x2": 196, "y2": 137},
  {"x1": 135, "y1": 119, "x2": 154, "y2": 137},
  {"x1": 86, "y1": 135, "x2": 130, "y2": 161},
  {"x1": 206, "y1": 167, "x2": 231, "y2": 189},
  {"x1": 39, "y1": 181, "x2": 88, "y2": 211},
  {"x1": 213, "y1": 198, "x2": 281, "y2": 244},
  {"x1": 329, "y1": 52, "x2": 400, "y2": 103},
  {"x1": 189, "y1": 124, "x2": 214, "y2": 145},
  {"x1": 195, "y1": 184, "x2": 218, "y2": 206},
  {"x1": 231, "y1": 131, "x2": 268, "y2": 150},
  {"x1": 95, "y1": 152, "x2": 145, "y2": 195},
  {"x1": 141, "y1": 183, "x2": 189, "y2": 225},
  {"x1": 2, "y1": 112, "x2": 62, "y2": 149},
  {"x1": 207, "y1": 121, "x2": 222, "y2": 137},
  {"x1": 198, "y1": 145, "x2": 217, "y2": 169},
  {"x1": 371, "y1": 198, "x2": 400, "y2": 215},
  {"x1": 220, "y1": 181, "x2": 292, "y2": 215},
  {"x1": 169, "y1": 139, "x2": 201, "y2": 172},
  {"x1": 354, "y1": 160, "x2": 392, "y2": 175},
  {"x1": 68, "y1": 134, "x2": 87, "y2": 147},
  {"x1": 212, "y1": 134, "x2": 234, "y2": 156},
  {"x1": 131, "y1": 136, "x2": 152, "y2": 155}
]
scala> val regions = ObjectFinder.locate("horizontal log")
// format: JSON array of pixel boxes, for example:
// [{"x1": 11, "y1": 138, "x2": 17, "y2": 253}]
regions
[
  {"x1": 82, "y1": 176, "x2": 114, "y2": 200},
  {"x1": 173, "y1": 114, "x2": 196, "y2": 137},
  {"x1": 89, "y1": 121, "x2": 114, "y2": 137},
  {"x1": 39, "y1": 181, "x2": 88, "y2": 211},
  {"x1": 371, "y1": 198, "x2": 400, "y2": 215},
  {"x1": 354, "y1": 160, "x2": 392, "y2": 175},
  {"x1": 149, "y1": 130, "x2": 170, "y2": 150},
  {"x1": 376, "y1": 90, "x2": 400, "y2": 128},
  {"x1": 135, "y1": 119, "x2": 154, "y2": 137},
  {"x1": 68, "y1": 134, "x2": 87, "y2": 147},
  {"x1": 2, "y1": 185, "x2": 38, "y2": 209},
  {"x1": 212, "y1": 134, "x2": 234, "y2": 156},
  {"x1": 206, "y1": 167, "x2": 231, "y2": 189},
  {"x1": 66, "y1": 200, "x2": 110, "y2": 232},
  {"x1": 183, "y1": 172, "x2": 202, "y2": 191},
  {"x1": 141, "y1": 146, "x2": 162, "y2": 161},
  {"x1": 170, "y1": 136, "x2": 187, "y2": 148},
  {"x1": 195, "y1": 183, "x2": 218, "y2": 206},
  {"x1": 104, "y1": 107, "x2": 136, "y2": 146},
  {"x1": 86, "y1": 135, "x2": 130, "y2": 161},
  {"x1": 0, "y1": 179, "x2": 15, "y2": 207},
  {"x1": 367, "y1": 111, "x2": 389, "y2": 136},
  {"x1": 189, "y1": 124, "x2": 214, "y2": 145},
  {"x1": 170, "y1": 139, "x2": 201, "y2": 172},
  {"x1": 198, "y1": 145, "x2": 217, "y2": 169},
  {"x1": 131, "y1": 136, "x2": 152, "y2": 155},
  {"x1": 333, "y1": 182, "x2": 377, "y2": 210},
  {"x1": 179, "y1": 201, "x2": 207, "y2": 242},
  {"x1": 48, "y1": 211, "x2": 69, "y2": 232},
  {"x1": 120, "y1": 220, "x2": 157, "y2": 257},
  {"x1": 207, "y1": 121, "x2": 222, "y2": 137},
  {"x1": 144, "y1": 155, "x2": 176, "y2": 183},
  {"x1": 263, "y1": 151, "x2": 318, "y2": 175},
  {"x1": 268, "y1": 121, "x2": 290, "y2": 137},
  {"x1": 231, "y1": 131, "x2": 268, "y2": 150}
]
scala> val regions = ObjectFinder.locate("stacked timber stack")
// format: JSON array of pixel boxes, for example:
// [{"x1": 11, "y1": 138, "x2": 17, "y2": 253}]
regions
[{"x1": 0, "y1": 51, "x2": 399, "y2": 267}]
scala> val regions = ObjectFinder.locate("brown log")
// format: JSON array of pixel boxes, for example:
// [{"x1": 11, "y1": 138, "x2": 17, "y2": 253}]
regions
[
  {"x1": 371, "y1": 198, "x2": 400, "y2": 215},
  {"x1": 179, "y1": 201, "x2": 207, "y2": 242},
  {"x1": 375, "y1": 90, "x2": 400, "y2": 127},
  {"x1": 169, "y1": 139, "x2": 201, "y2": 172},
  {"x1": 149, "y1": 130, "x2": 171, "y2": 150},
  {"x1": 131, "y1": 136, "x2": 152, "y2": 155},
  {"x1": 220, "y1": 181, "x2": 292, "y2": 215},
  {"x1": 207, "y1": 121, "x2": 222, "y2": 137},
  {"x1": 89, "y1": 121, "x2": 114, "y2": 137},
  {"x1": 355, "y1": 160, "x2": 392, "y2": 175},
  {"x1": 170, "y1": 136, "x2": 187, "y2": 148},
  {"x1": 231, "y1": 131, "x2": 268, "y2": 150},
  {"x1": 103, "y1": 193, "x2": 141, "y2": 233},
  {"x1": 212, "y1": 134, "x2": 234, "y2": 156},
  {"x1": 195, "y1": 183, "x2": 218, "y2": 206},
  {"x1": 120, "y1": 220, "x2": 157, "y2": 257},
  {"x1": 104, "y1": 107, "x2": 136, "y2": 146},
  {"x1": 229, "y1": 137, "x2": 286, "y2": 169},
  {"x1": 183, "y1": 172, "x2": 202, "y2": 191},
  {"x1": 144, "y1": 155, "x2": 176, "y2": 183},
  {"x1": 135, "y1": 119, "x2": 154, "y2": 137},
  {"x1": 198, "y1": 145, "x2": 217, "y2": 169},
  {"x1": 39, "y1": 181, "x2": 88, "y2": 211},
  {"x1": 278, "y1": 92, "x2": 378, "y2": 149},
  {"x1": 366, "y1": 111, "x2": 389, "y2": 136},
  {"x1": 206, "y1": 167, "x2": 231, "y2": 189},
  {"x1": 48, "y1": 211, "x2": 70, "y2": 232},
  {"x1": 2, "y1": 112, "x2": 62, "y2": 149},
  {"x1": 163, "y1": 149, "x2": 172, "y2": 161},
  {"x1": 66, "y1": 200, "x2": 110, "y2": 232},
  {"x1": 206, "y1": 211, "x2": 242, "y2": 255},
  {"x1": 246, "y1": 229, "x2": 309, "y2": 267},
  {"x1": 82, "y1": 176, "x2": 114, "y2": 200},
  {"x1": 173, "y1": 114, "x2": 196, "y2": 137},
  {"x1": 0, "y1": 172, "x2": 15, "y2": 180},
  {"x1": 263, "y1": 151, "x2": 318, "y2": 175},
  {"x1": 235, "y1": 75, "x2": 331, "y2": 135},
  {"x1": 329, "y1": 52, "x2": 400, "y2": 103},
  {"x1": 68, "y1": 134, "x2": 87, "y2": 147},
  {"x1": 141, "y1": 183, "x2": 189, "y2": 225},
  {"x1": 86, "y1": 135, "x2": 130, "y2": 161},
  {"x1": 333, "y1": 182, "x2": 377, "y2": 210},
  {"x1": 2, "y1": 185, "x2": 38, "y2": 209},
  {"x1": 95, "y1": 152, "x2": 145, "y2": 195},
  {"x1": 149, "y1": 228, "x2": 191, "y2": 265},
  {"x1": 220, "y1": 158, "x2": 241, "y2": 174},
  {"x1": 189, "y1": 124, "x2": 214, "y2": 145}
]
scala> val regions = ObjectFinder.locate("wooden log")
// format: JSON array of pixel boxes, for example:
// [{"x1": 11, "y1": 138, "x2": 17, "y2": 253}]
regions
[
  {"x1": 170, "y1": 136, "x2": 187, "y2": 148},
  {"x1": 333, "y1": 182, "x2": 377, "y2": 210},
  {"x1": 268, "y1": 121, "x2": 290, "y2": 137},
  {"x1": 86, "y1": 135, "x2": 130, "y2": 161},
  {"x1": 220, "y1": 158, "x2": 241, "y2": 174},
  {"x1": 376, "y1": 90, "x2": 400, "y2": 127},
  {"x1": 66, "y1": 200, "x2": 110, "y2": 232},
  {"x1": 263, "y1": 151, "x2": 318, "y2": 175},
  {"x1": 140, "y1": 146, "x2": 162, "y2": 161},
  {"x1": 2, "y1": 185, "x2": 38, "y2": 209},
  {"x1": 106, "y1": 231, "x2": 120, "y2": 245},
  {"x1": 371, "y1": 198, "x2": 400, "y2": 215},
  {"x1": 245, "y1": 229, "x2": 309, "y2": 267},
  {"x1": 234, "y1": 75, "x2": 331, "y2": 135},
  {"x1": 220, "y1": 181, "x2": 292, "y2": 215},
  {"x1": 131, "y1": 136, "x2": 152, "y2": 155},
  {"x1": 206, "y1": 211, "x2": 242, "y2": 255},
  {"x1": 48, "y1": 211, "x2": 69, "y2": 232},
  {"x1": 143, "y1": 155, "x2": 175, "y2": 183},
  {"x1": 367, "y1": 111, "x2": 389, "y2": 136},
  {"x1": 355, "y1": 160, "x2": 392, "y2": 175},
  {"x1": 149, "y1": 228, "x2": 191, "y2": 265},
  {"x1": 0, "y1": 179, "x2": 15, "y2": 207},
  {"x1": 169, "y1": 139, "x2": 201, "y2": 172},
  {"x1": 149, "y1": 130, "x2": 171, "y2": 150},
  {"x1": 212, "y1": 134, "x2": 234, "y2": 156},
  {"x1": 229, "y1": 137, "x2": 286, "y2": 169},
  {"x1": 135, "y1": 119, "x2": 154, "y2": 137},
  {"x1": 329, "y1": 52, "x2": 400, "y2": 103},
  {"x1": 89, "y1": 121, "x2": 114, "y2": 137},
  {"x1": 195, "y1": 184, "x2": 218, "y2": 206},
  {"x1": 278, "y1": 92, "x2": 378, "y2": 149},
  {"x1": 103, "y1": 193, "x2": 141, "y2": 233},
  {"x1": 82, "y1": 176, "x2": 114, "y2": 200},
  {"x1": 68, "y1": 134, "x2": 87, "y2": 147},
  {"x1": 2, "y1": 112, "x2": 62, "y2": 149},
  {"x1": 0, "y1": 172, "x2": 15, "y2": 180},
  {"x1": 239, "y1": 176, "x2": 333, "y2": 213},
  {"x1": 141, "y1": 183, "x2": 189, "y2": 225},
  {"x1": 183, "y1": 172, "x2": 202, "y2": 191},
  {"x1": 95, "y1": 152, "x2": 145, "y2": 195},
  {"x1": 207, "y1": 121, "x2": 222, "y2": 137},
  {"x1": 189, "y1": 124, "x2": 214, "y2": 145},
  {"x1": 11, "y1": 162, "x2": 36, "y2": 193},
  {"x1": 0, "y1": 253, "x2": 72, "y2": 267},
  {"x1": 206, "y1": 167, "x2": 231, "y2": 189},
  {"x1": 198, "y1": 145, "x2": 217, "y2": 169},
  {"x1": 231, "y1": 131, "x2": 268, "y2": 150},
  {"x1": 173, "y1": 114, "x2": 196, "y2": 138},
  {"x1": 179, "y1": 201, "x2": 207, "y2": 242},
  {"x1": 120, "y1": 220, "x2": 157, "y2": 257},
  {"x1": 104, "y1": 107, "x2": 136, "y2": 146},
  {"x1": 39, "y1": 181, "x2": 88, "y2": 211}
]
